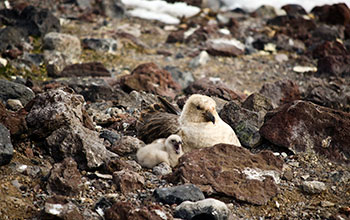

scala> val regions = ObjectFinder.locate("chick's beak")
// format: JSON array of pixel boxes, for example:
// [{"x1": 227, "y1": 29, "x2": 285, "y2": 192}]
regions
[
  {"x1": 174, "y1": 142, "x2": 182, "y2": 154},
  {"x1": 204, "y1": 110, "x2": 215, "y2": 124}
]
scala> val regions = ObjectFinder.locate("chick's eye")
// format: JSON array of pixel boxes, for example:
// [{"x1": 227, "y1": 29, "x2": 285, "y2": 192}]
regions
[{"x1": 196, "y1": 105, "x2": 201, "y2": 110}]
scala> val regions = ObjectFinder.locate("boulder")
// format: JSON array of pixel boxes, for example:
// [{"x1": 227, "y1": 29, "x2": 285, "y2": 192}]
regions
[
  {"x1": 42, "y1": 195, "x2": 83, "y2": 220},
  {"x1": 0, "y1": 79, "x2": 35, "y2": 106},
  {"x1": 167, "y1": 144, "x2": 283, "y2": 205},
  {"x1": 113, "y1": 170, "x2": 145, "y2": 194},
  {"x1": 260, "y1": 100, "x2": 350, "y2": 163},
  {"x1": 119, "y1": 63, "x2": 181, "y2": 99}
]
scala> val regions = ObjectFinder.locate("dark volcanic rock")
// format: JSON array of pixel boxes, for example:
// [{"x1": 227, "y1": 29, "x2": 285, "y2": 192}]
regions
[
  {"x1": 47, "y1": 157, "x2": 83, "y2": 196},
  {"x1": 282, "y1": 4, "x2": 307, "y2": 16},
  {"x1": 184, "y1": 77, "x2": 244, "y2": 101},
  {"x1": 312, "y1": 41, "x2": 349, "y2": 59},
  {"x1": 26, "y1": 88, "x2": 114, "y2": 169},
  {"x1": 260, "y1": 100, "x2": 350, "y2": 163},
  {"x1": 0, "y1": 79, "x2": 35, "y2": 106},
  {"x1": 167, "y1": 144, "x2": 283, "y2": 205},
  {"x1": 82, "y1": 38, "x2": 118, "y2": 54},
  {"x1": 259, "y1": 79, "x2": 300, "y2": 108},
  {"x1": 113, "y1": 170, "x2": 145, "y2": 194},
  {"x1": 219, "y1": 101, "x2": 263, "y2": 148},
  {"x1": 153, "y1": 184, "x2": 205, "y2": 205},
  {"x1": 0, "y1": 124, "x2": 13, "y2": 166},
  {"x1": 58, "y1": 62, "x2": 111, "y2": 78},
  {"x1": 317, "y1": 55, "x2": 350, "y2": 78},
  {"x1": 303, "y1": 77, "x2": 350, "y2": 112},
  {"x1": 312, "y1": 3, "x2": 350, "y2": 26},
  {"x1": 105, "y1": 201, "x2": 169, "y2": 220},
  {"x1": 174, "y1": 198, "x2": 231, "y2": 220},
  {"x1": 119, "y1": 62, "x2": 181, "y2": 99},
  {"x1": 242, "y1": 93, "x2": 274, "y2": 114},
  {"x1": 166, "y1": 30, "x2": 185, "y2": 43},
  {"x1": 0, "y1": 26, "x2": 26, "y2": 53},
  {"x1": 18, "y1": 6, "x2": 60, "y2": 37}
]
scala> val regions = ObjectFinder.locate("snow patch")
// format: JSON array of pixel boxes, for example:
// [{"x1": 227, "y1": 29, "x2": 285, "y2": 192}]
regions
[{"x1": 242, "y1": 167, "x2": 280, "y2": 184}]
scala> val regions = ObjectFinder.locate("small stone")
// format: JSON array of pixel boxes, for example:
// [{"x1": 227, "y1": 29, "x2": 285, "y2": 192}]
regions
[
  {"x1": 152, "y1": 162, "x2": 172, "y2": 176},
  {"x1": 320, "y1": 201, "x2": 335, "y2": 207},
  {"x1": 6, "y1": 99, "x2": 23, "y2": 111},
  {"x1": 153, "y1": 184, "x2": 205, "y2": 205},
  {"x1": 283, "y1": 169, "x2": 293, "y2": 181},
  {"x1": 301, "y1": 174, "x2": 310, "y2": 180},
  {"x1": 174, "y1": 198, "x2": 231, "y2": 220},
  {"x1": 82, "y1": 38, "x2": 118, "y2": 54},
  {"x1": 0, "y1": 123, "x2": 13, "y2": 166},
  {"x1": 301, "y1": 181, "x2": 326, "y2": 194},
  {"x1": 275, "y1": 53, "x2": 289, "y2": 63},
  {"x1": 293, "y1": 66, "x2": 317, "y2": 73},
  {"x1": 189, "y1": 50, "x2": 210, "y2": 68},
  {"x1": 113, "y1": 170, "x2": 145, "y2": 194},
  {"x1": 0, "y1": 79, "x2": 35, "y2": 106}
]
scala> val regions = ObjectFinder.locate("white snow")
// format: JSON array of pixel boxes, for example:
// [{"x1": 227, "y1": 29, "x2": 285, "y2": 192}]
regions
[
  {"x1": 122, "y1": 0, "x2": 200, "y2": 24},
  {"x1": 221, "y1": 0, "x2": 350, "y2": 12},
  {"x1": 242, "y1": 167, "x2": 281, "y2": 184}
]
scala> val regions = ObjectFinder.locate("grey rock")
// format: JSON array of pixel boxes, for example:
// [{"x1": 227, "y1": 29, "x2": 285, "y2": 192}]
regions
[
  {"x1": 100, "y1": 130, "x2": 121, "y2": 145},
  {"x1": 153, "y1": 184, "x2": 205, "y2": 205},
  {"x1": 26, "y1": 88, "x2": 115, "y2": 169},
  {"x1": 0, "y1": 123, "x2": 13, "y2": 166},
  {"x1": 164, "y1": 66, "x2": 194, "y2": 89},
  {"x1": 220, "y1": 101, "x2": 263, "y2": 148},
  {"x1": 0, "y1": 26, "x2": 26, "y2": 52},
  {"x1": 152, "y1": 162, "x2": 172, "y2": 176},
  {"x1": 189, "y1": 51, "x2": 210, "y2": 68},
  {"x1": 101, "y1": 0, "x2": 125, "y2": 18},
  {"x1": 174, "y1": 198, "x2": 231, "y2": 220},
  {"x1": 242, "y1": 93, "x2": 273, "y2": 115},
  {"x1": 0, "y1": 79, "x2": 35, "y2": 106},
  {"x1": 301, "y1": 181, "x2": 326, "y2": 194},
  {"x1": 82, "y1": 38, "x2": 118, "y2": 54},
  {"x1": 110, "y1": 135, "x2": 144, "y2": 156}
]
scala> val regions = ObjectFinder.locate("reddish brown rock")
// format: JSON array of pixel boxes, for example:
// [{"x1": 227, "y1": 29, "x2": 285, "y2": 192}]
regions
[
  {"x1": 113, "y1": 170, "x2": 144, "y2": 194},
  {"x1": 259, "y1": 79, "x2": 300, "y2": 108},
  {"x1": 260, "y1": 100, "x2": 350, "y2": 163},
  {"x1": 312, "y1": 41, "x2": 349, "y2": 59},
  {"x1": 56, "y1": 62, "x2": 111, "y2": 78},
  {"x1": 282, "y1": 4, "x2": 307, "y2": 16},
  {"x1": 47, "y1": 157, "x2": 83, "y2": 196},
  {"x1": 110, "y1": 136, "x2": 144, "y2": 156},
  {"x1": 0, "y1": 102, "x2": 27, "y2": 136},
  {"x1": 317, "y1": 55, "x2": 350, "y2": 78},
  {"x1": 105, "y1": 201, "x2": 170, "y2": 220},
  {"x1": 312, "y1": 3, "x2": 350, "y2": 26},
  {"x1": 167, "y1": 144, "x2": 283, "y2": 205},
  {"x1": 119, "y1": 63, "x2": 181, "y2": 99},
  {"x1": 166, "y1": 30, "x2": 185, "y2": 43},
  {"x1": 184, "y1": 77, "x2": 245, "y2": 101}
]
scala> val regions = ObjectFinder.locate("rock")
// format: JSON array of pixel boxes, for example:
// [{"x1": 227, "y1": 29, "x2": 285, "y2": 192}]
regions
[
  {"x1": 253, "y1": 5, "x2": 278, "y2": 18},
  {"x1": 57, "y1": 62, "x2": 111, "y2": 78},
  {"x1": 113, "y1": 170, "x2": 145, "y2": 194},
  {"x1": 242, "y1": 93, "x2": 273, "y2": 115},
  {"x1": 100, "y1": 0, "x2": 125, "y2": 19},
  {"x1": 152, "y1": 162, "x2": 172, "y2": 176},
  {"x1": 105, "y1": 201, "x2": 170, "y2": 220},
  {"x1": 189, "y1": 50, "x2": 210, "y2": 68},
  {"x1": 174, "y1": 198, "x2": 231, "y2": 220},
  {"x1": 43, "y1": 32, "x2": 81, "y2": 71},
  {"x1": 167, "y1": 144, "x2": 283, "y2": 205},
  {"x1": 312, "y1": 3, "x2": 350, "y2": 26},
  {"x1": 312, "y1": 41, "x2": 349, "y2": 59},
  {"x1": 292, "y1": 66, "x2": 317, "y2": 73},
  {"x1": 153, "y1": 184, "x2": 205, "y2": 205},
  {"x1": 206, "y1": 38, "x2": 244, "y2": 57},
  {"x1": 110, "y1": 135, "x2": 144, "y2": 156},
  {"x1": 303, "y1": 77, "x2": 350, "y2": 112},
  {"x1": 164, "y1": 65, "x2": 194, "y2": 89},
  {"x1": 100, "y1": 130, "x2": 121, "y2": 145},
  {"x1": 275, "y1": 34, "x2": 306, "y2": 53},
  {"x1": 47, "y1": 157, "x2": 83, "y2": 196},
  {"x1": 317, "y1": 55, "x2": 350, "y2": 78},
  {"x1": 184, "y1": 77, "x2": 244, "y2": 101},
  {"x1": 0, "y1": 26, "x2": 26, "y2": 53},
  {"x1": 275, "y1": 53, "x2": 289, "y2": 63},
  {"x1": 0, "y1": 79, "x2": 35, "y2": 106},
  {"x1": 0, "y1": 102, "x2": 27, "y2": 136},
  {"x1": 312, "y1": 24, "x2": 344, "y2": 42},
  {"x1": 82, "y1": 38, "x2": 118, "y2": 54},
  {"x1": 301, "y1": 181, "x2": 327, "y2": 194},
  {"x1": 219, "y1": 101, "x2": 263, "y2": 148},
  {"x1": 42, "y1": 195, "x2": 83, "y2": 220},
  {"x1": 6, "y1": 99, "x2": 23, "y2": 111},
  {"x1": 119, "y1": 62, "x2": 181, "y2": 99},
  {"x1": 260, "y1": 100, "x2": 350, "y2": 163},
  {"x1": 0, "y1": 123, "x2": 13, "y2": 166},
  {"x1": 18, "y1": 6, "x2": 60, "y2": 37},
  {"x1": 52, "y1": 77, "x2": 115, "y2": 102},
  {"x1": 26, "y1": 88, "x2": 114, "y2": 169},
  {"x1": 166, "y1": 30, "x2": 185, "y2": 43},
  {"x1": 259, "y1": 79, "x2": 300, "y2": 108},
  {"x1": 281, "y1": 4, "x2": 307, "y2": 16}
]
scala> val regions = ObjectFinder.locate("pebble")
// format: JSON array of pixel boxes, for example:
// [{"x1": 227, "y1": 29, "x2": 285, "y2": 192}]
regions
[{"x1": 301, "y1": 181, "x2": 326, "y2": 194}]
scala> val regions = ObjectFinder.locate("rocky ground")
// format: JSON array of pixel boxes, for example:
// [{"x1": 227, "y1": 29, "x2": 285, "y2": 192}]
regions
[{"x1": 0, "y1": 0, "x2": 350, "y2": 219}]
